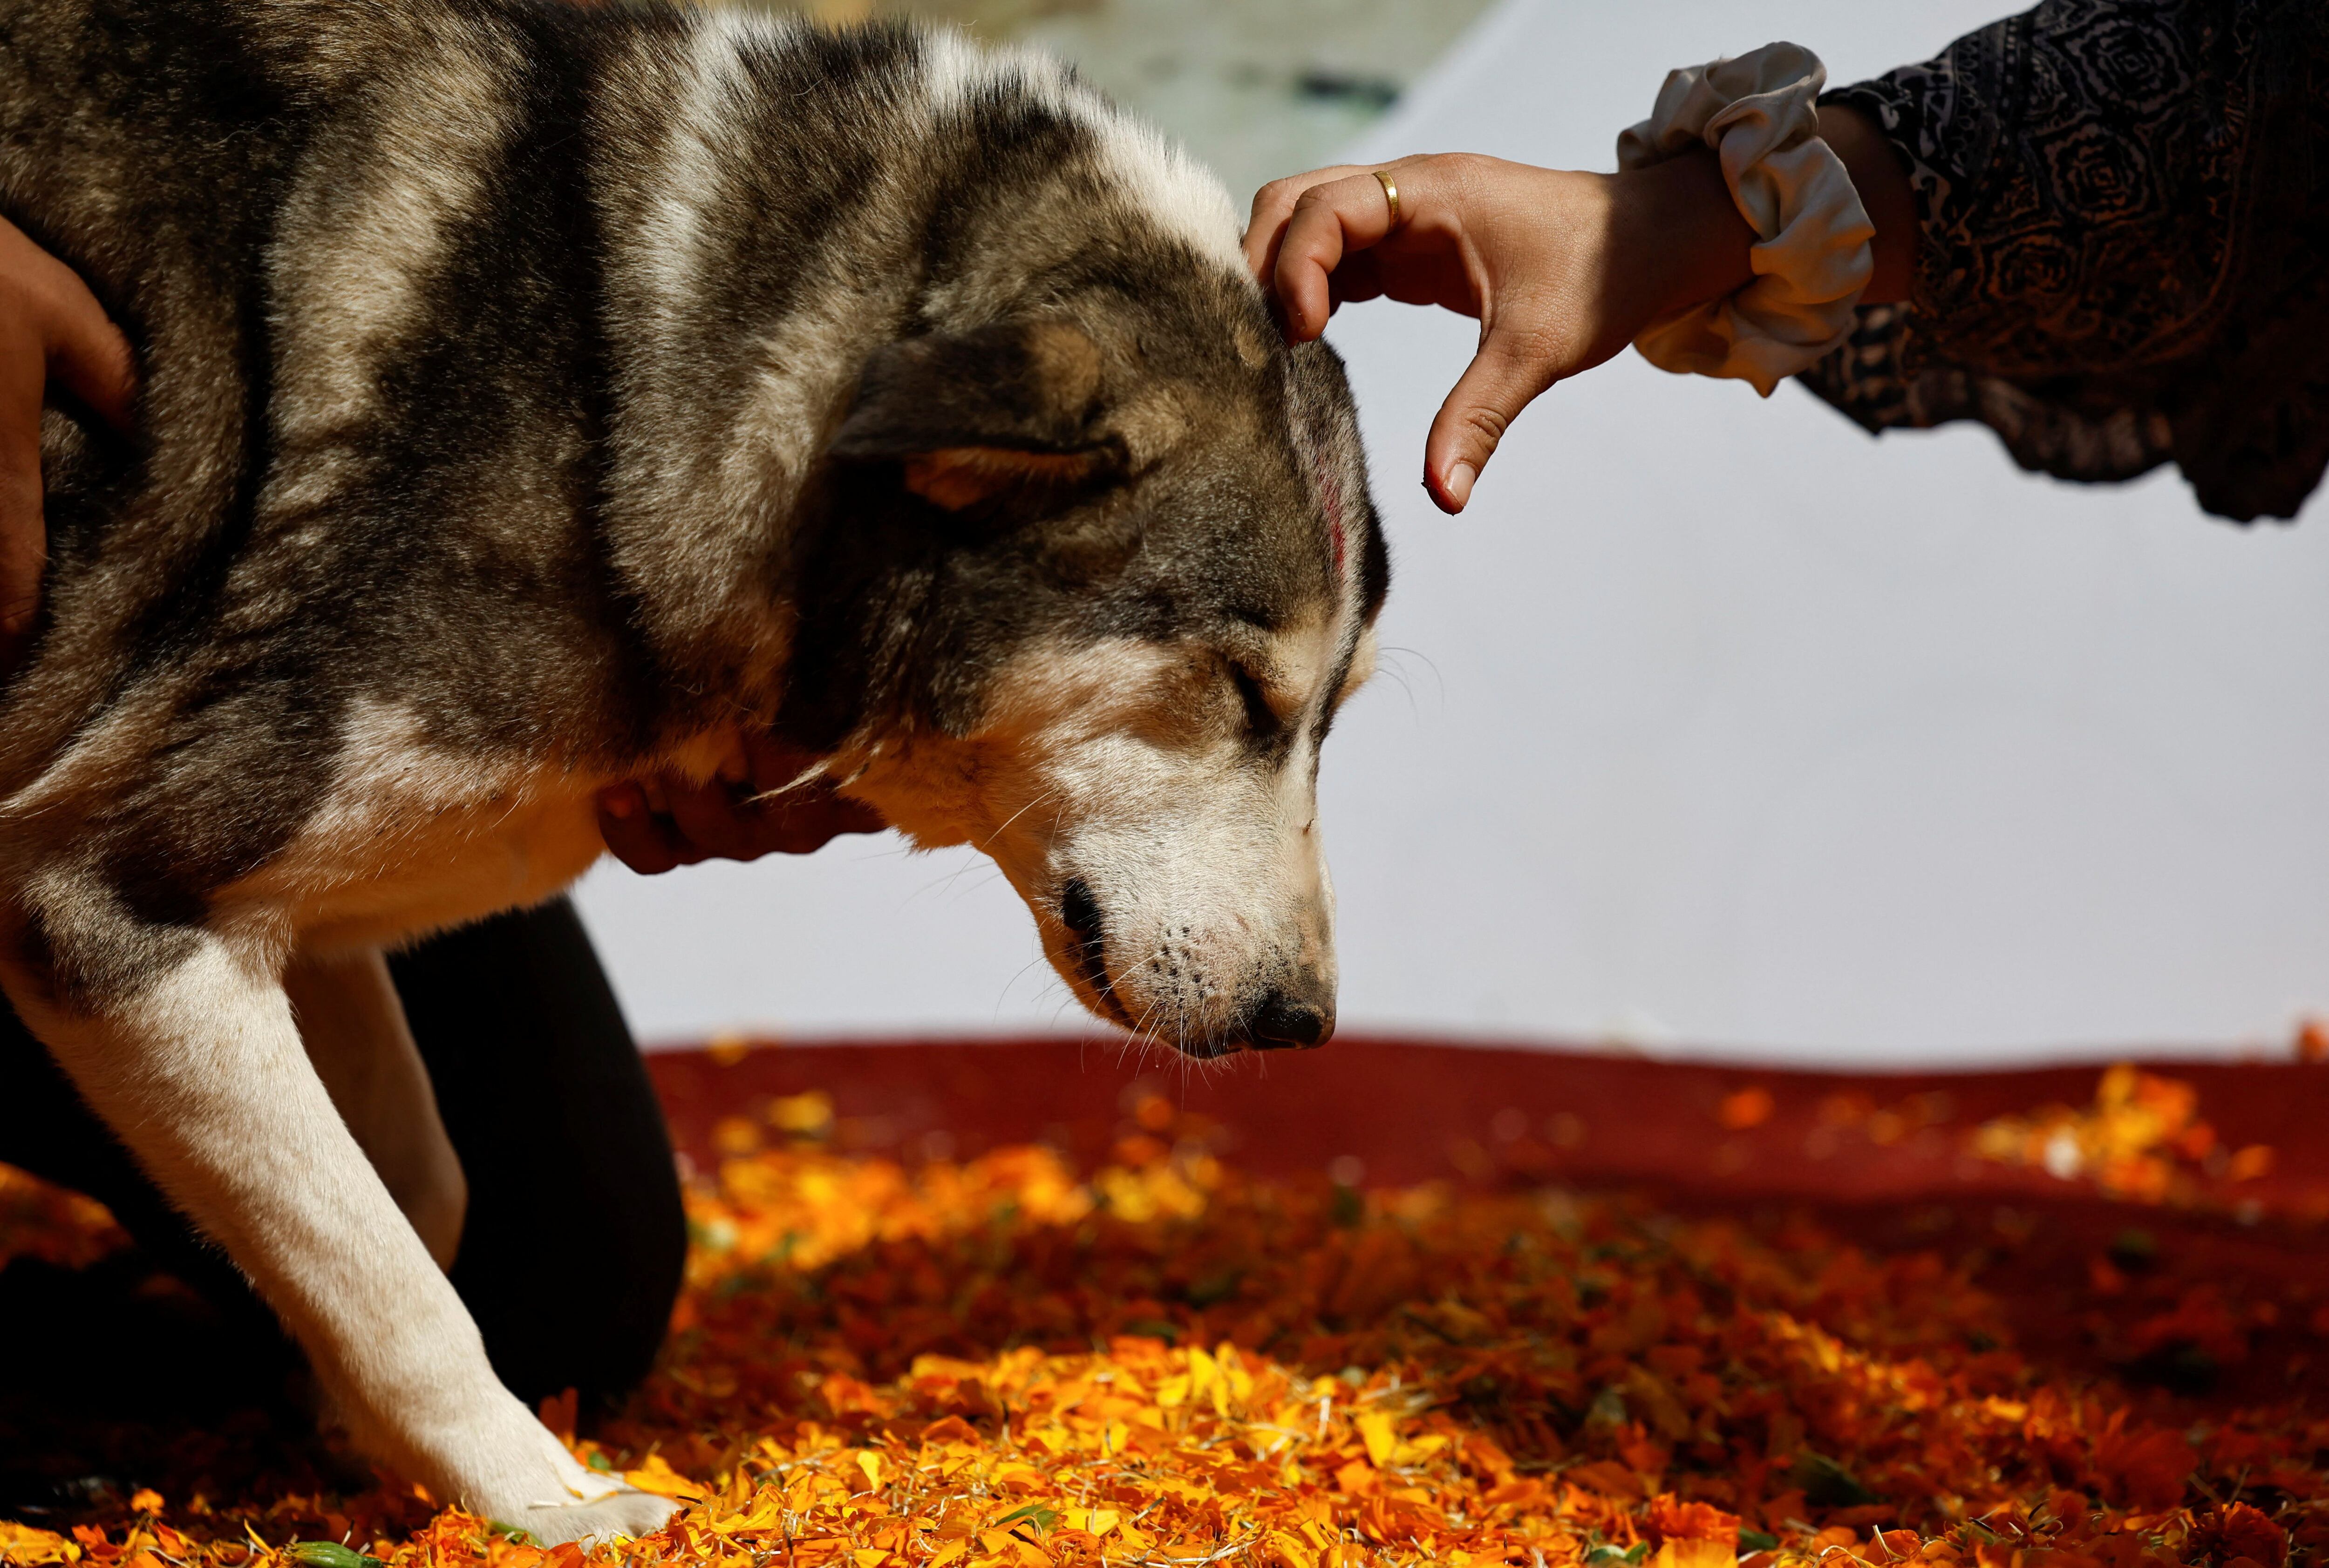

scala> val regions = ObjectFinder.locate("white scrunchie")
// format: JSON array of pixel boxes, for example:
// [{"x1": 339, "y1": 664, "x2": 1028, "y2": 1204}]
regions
[{"x1": 1616, "y1": 41, "x2": 1875, "y2": 396}]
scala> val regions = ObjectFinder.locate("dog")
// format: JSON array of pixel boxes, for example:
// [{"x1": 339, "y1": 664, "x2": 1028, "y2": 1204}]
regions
[{"x1": 0, "y1": 0, "x2": 1388, "y2": 1542}]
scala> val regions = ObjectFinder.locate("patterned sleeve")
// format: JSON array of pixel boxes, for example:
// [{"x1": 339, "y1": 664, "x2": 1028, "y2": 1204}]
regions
[{"x1": 1797, "y1": 0, "x2": 2329, "y2": 522}]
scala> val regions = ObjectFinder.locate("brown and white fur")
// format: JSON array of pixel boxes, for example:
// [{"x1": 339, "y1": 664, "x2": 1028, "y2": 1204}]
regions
[{"x1": 0, "y1": 0, "x2": 1388, "y2": 1542}]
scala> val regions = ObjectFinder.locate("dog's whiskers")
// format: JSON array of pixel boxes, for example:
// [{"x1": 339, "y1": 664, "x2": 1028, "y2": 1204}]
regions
[{"x1": 974, "y1": 785, "x2": 1065, "y2": 852}]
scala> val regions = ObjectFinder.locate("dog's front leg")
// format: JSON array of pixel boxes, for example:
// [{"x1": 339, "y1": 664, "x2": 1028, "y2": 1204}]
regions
[
  {"x1": 285, "y1": 946, "x2": 466, "y2": 1270},
  {"x1": 3, "y1": 915, "x2": 675, "y2": 1545}
]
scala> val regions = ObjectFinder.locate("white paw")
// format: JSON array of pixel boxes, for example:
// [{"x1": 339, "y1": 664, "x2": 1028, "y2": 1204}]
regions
[
  {"x1": 506, "y1": 1485, "x2": 679, "y2": 1547},
  {"x1": 442, "y1": 1405, "x2": 681, "y2": 1548}
]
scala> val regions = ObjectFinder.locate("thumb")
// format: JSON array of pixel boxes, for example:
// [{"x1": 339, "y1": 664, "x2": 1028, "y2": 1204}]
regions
[{"x1": 1423, "y1": 319, "x2": 1557, "y2": 515}]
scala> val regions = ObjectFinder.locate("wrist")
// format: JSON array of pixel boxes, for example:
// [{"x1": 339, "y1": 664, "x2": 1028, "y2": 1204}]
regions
[{"x1": 1610, "y1": 149, "x2": 1757, "y2": 328}]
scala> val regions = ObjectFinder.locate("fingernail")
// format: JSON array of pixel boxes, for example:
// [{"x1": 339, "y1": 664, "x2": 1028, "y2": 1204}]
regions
[{"x1": 1447, "y1": 462, "x2": 1477, "y2": 508}]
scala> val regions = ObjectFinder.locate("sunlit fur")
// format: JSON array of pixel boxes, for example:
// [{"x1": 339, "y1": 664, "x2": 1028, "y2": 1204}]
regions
[
  {"x1": 844, "y1": 616, "x2": 1379, "y2": 1053},
  {"x1": 0, "y1": 0, "x2": 1386, "y2": 1542}
]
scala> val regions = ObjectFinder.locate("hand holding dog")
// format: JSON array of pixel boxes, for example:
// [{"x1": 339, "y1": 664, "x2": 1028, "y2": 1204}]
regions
[
  {"x1": 0, "y1": 213, "x2": 136, "y2": 668},
  {"x1": 596, "y1": 730, "x2": 887, "y2": 875},
  {"x1": 0, "y1": 217, "x2": 880, "y2": 869},
  {"x1": 1243, "y1": 112, "x2": 1915, "y2": 513}
]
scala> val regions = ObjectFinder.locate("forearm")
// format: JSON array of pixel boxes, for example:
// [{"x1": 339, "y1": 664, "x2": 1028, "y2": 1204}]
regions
[
  {"x1": 1817, "y1": 103, "x2": 1917, "y2": 305},
  {"x1": 1609, "y1": 105, "x2": 1918, "y2": 327}
]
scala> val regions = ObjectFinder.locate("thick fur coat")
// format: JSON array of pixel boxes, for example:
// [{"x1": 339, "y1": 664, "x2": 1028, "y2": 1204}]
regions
[{"x1": 0, "y1": 0, "x2": 1387, "y2": 1540}]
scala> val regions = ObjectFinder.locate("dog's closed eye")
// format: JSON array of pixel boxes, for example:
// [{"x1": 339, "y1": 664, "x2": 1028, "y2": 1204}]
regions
[{"x1": 1227, "y1": 663, "x2": 1281, "y2": 740}]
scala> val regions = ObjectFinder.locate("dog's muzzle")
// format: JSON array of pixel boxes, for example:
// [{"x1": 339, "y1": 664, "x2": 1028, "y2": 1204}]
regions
[{"x1": 1059, "y1": 878, "x2": 1335, "y2": 1054}]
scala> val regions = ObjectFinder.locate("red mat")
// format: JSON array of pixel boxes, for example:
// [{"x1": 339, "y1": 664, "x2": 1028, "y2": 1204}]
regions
[{"x1": 647, "y1": 1036, "x2": 2329, "y2": 1416}]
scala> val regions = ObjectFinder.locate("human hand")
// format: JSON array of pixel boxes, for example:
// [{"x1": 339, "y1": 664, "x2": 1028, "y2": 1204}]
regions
[
  {"x1": 0, "y1": 214, "x2": 137, "y2": 670},
  {"x1": 1246, "y1": 151, "x2": 1755, "y2": 513},
  {"x1": 1246, "y1": 107, "x2": 1917, "y2": 514},
  {"x1": 596, "y1": 730, "x2": 888, "y2": 874}
]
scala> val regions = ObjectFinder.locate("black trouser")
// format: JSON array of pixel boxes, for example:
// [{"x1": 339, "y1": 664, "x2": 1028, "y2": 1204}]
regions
[{"x1": 0, "y1": 899, "x2": 685, "y2": 1410}]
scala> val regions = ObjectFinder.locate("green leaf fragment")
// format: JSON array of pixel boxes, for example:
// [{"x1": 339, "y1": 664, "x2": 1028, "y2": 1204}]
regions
[
  {"x1": 1793, "y1": 1450, "x2": 1880, "y2": 1507},
  {"x1": 996, "y1": 1502, "x2": 1062, "y2": 1534},
  {"x1": 1586, "y1": 1385, "x2": 1629, "y2": 1426},
  {"x1": 287, "y1": 1543, "x2": 385, "y2": 1568},
  {"x1": 1185, "y1": 1269, "x2": 1244, "y2": 1307}
]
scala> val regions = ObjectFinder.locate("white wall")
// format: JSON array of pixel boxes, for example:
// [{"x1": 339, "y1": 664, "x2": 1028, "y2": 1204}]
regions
[{"x1": 575, "y1": 0, "x2": 2329, "y2": 1065}]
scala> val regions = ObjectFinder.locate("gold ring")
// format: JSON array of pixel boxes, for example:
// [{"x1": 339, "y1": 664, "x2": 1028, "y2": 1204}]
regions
[{"x1": 1372, "y1": 169, "x2": 1401, "y2": 231}]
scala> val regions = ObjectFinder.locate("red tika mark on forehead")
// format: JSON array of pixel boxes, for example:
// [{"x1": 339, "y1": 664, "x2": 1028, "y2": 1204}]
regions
[{"x1": 1316, "y1": 458, "x2": 1347, "y2": 581}]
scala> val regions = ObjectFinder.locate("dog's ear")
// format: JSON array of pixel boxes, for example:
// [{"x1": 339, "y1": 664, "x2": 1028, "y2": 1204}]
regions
[{"x1": 831, "y1": 320, "x2": 1125, "y2": 511}]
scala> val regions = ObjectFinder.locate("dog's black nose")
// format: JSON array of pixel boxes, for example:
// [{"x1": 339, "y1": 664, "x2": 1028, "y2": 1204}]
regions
[{"x1": 1245, "y1": 987, "x2": 1334, "y2": 1050}]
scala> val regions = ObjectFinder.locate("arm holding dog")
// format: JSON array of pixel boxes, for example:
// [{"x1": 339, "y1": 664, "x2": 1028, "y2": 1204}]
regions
[
  {"x1": 0, "y1": 0, "x2": 750, "y2": 1536},
  {"x1": 0, "y1": 213, "x2": 134, "y2": 668},
  {"x1": 0, "y1": 215, "x2": 878, "y2": 874},
  {"x1": 596, "y1": 728, "x2": 887, "y2": 876}
]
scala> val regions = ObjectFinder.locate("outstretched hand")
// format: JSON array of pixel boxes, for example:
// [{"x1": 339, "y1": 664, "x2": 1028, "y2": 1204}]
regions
[
  {"x1": 1245, "y1": 151, "x2": 1755, "y2": 514},
  {"x1": 596, "y1": 730, "x2": 888, "y2": 875},
  {"x1": 0, "y1": 213, "x2": 136, "y2": 670},
  {"x1": 1242, "y1": 112, "x2": 1915, "y2": 512}
]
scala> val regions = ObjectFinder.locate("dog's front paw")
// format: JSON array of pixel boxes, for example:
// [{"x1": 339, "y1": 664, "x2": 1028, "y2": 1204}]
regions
[{"x1": 507, "y1": 1485, "x2": 678, "y2": 1547}]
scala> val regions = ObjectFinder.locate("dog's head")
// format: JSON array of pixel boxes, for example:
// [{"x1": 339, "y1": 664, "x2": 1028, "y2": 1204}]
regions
[{"x1": 781, "y1": 270, "x2": 1386, "y2": 1056}]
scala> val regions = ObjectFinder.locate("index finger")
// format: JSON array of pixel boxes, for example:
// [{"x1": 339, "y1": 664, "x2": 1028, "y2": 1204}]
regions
[
  {"x1": 1242, "y1": 163, "x2": 1374, "y2": 287},
  {"x1": 1272, "y1": 168, "x2": 1408, "y2": 343}
]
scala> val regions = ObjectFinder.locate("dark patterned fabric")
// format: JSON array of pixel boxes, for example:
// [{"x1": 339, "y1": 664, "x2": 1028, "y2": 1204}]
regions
[{"x1": 1799, "y1": 0, "x2": 2329, "y2": 522}]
